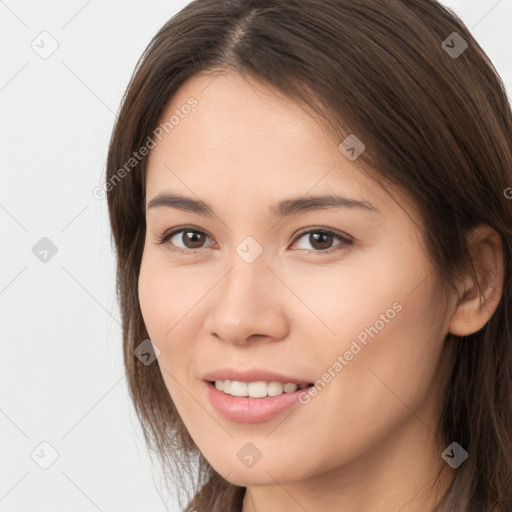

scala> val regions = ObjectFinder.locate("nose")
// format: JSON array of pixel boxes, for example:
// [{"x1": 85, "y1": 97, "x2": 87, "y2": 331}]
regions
[{"x1": 203, "y1": 251, "x2": 289, "y2": 346}]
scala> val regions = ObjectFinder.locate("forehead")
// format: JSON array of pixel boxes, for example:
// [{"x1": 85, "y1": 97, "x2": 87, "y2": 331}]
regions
[
  {"x1": 145, "y1": 71, "x2": 416, "y2": 225},
  {"x1": 151, "y1": 71, "x2": 339, "y2": 170}
]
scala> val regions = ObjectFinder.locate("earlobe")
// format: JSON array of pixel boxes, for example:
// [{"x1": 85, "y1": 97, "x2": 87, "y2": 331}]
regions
[{"x1": 448, "y1": 225, "x2": 504, "y2": 337}]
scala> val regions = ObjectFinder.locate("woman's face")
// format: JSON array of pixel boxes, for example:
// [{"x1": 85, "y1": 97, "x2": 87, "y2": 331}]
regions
[{"x1": 138, "y1": 72, "x2": 456, "y2": 492}]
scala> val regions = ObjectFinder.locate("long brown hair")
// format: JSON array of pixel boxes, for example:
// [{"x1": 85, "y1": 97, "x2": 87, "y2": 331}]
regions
[{"x1": 106, "y1": 1, "x2": 512, "y2": 510}]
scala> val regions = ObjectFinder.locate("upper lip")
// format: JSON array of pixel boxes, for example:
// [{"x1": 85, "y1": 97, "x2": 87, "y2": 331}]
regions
[{"x1": 202, "y1": 368, "x2": 312, "y2": 385}]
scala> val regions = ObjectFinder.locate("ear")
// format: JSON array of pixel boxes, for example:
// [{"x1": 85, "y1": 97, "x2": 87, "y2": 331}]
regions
[{"x1": 449, "y1": 224, "x2": 504, "y2": 336}]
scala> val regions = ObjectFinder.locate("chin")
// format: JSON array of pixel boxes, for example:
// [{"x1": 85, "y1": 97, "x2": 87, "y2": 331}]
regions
[
  {"x1": 206, "y1": 454, "x2": 310, "y2": 487},
  {"x1": 222, "y1": 467, "x2": 285, "y2": 487}
]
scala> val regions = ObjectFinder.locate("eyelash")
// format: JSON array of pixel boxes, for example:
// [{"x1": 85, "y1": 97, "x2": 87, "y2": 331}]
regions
[{"x1": 155, "y1": 226, "x2": 354, "y2": 256}]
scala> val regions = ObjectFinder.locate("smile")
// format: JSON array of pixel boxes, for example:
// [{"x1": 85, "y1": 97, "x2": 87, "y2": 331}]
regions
[{"x1": 212, "y1": 379, "x2": 312, "y2": 398}]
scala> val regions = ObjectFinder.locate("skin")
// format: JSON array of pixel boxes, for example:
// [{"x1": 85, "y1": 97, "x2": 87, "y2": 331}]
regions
[{"x1": 138, "y1": 71, "x2": 504, "y2": 511}]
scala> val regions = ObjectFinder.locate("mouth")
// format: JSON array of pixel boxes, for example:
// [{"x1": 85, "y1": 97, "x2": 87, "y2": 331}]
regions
[
  {"x1": 207, "y1": 380, "x2": 314, "y2": 398},
  {"x1": 205, "y1": 379, "x2": 315, "y2": 423}
]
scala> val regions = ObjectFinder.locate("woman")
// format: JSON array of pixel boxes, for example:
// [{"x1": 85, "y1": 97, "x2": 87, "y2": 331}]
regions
[{"x1": 105, "y1": 0, "x2": 512, "y2": 510}]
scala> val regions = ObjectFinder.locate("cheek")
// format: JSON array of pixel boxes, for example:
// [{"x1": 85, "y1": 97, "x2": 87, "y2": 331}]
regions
[
  {"x1": 138, "y1": 259, "x2": 197, "y2": 424},
  {"x1": 137, "y1": 250, "x2": 210, "y2": 387},
  {"x1": 138, "y1": 249, "x2": 201, "y2": 339},
  {"x1": 138, "y1": 255, "x2": 166, "y2": 340},
  {"x1": 306, "y1": 269, "x2": 446, "y2": 436},
  {"x1": 285, "y1": 253, "x2": 447, "y2": 434}
]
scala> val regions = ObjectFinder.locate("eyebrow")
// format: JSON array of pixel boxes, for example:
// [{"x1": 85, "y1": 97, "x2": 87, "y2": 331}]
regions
[{"x1": 146, "y1": 192, "x2": 379, "y2": 217}]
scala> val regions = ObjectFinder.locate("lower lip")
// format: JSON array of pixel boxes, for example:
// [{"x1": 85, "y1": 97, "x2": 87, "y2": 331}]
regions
[{"x1": 205, "y1": 381, "x2": 308, "y2": 423}]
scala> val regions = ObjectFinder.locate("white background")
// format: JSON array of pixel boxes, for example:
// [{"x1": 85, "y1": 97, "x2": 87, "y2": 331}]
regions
[{"x1": 1, "y1": 1, "x2": 511, "y2": 511}]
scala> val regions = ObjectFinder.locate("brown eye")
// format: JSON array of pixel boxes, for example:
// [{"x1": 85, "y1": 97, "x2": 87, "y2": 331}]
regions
[
  {"x1": 308, "y1": 232, "x2": 334, "y2": 250},
  {"x1": 157, "y1": 227, "x2": 213, "y2": 253},
  {"x1": 179, "y1": 230, "x2": 207, "y2": 249},
  {"x1": 291, "y1": 228, "x2": 353, "y2": 254}
]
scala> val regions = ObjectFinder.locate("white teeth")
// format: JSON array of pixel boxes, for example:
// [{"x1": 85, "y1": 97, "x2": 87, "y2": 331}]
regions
[
  {"x1": 213, "y1": 380, "x2": 304, "y2": 398},
  {"x1": 248, "y1": 381, "x2": 268, "y2": 398},
  {"x1": 267, "y1": 381, "x2": 285, "y2": 396},
  {"x1": 230, "y1": 381, "x2": 248, "y2": 397},
  {"x1": 283, "y1": 382, "x2": 299, "y2": 393}
]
